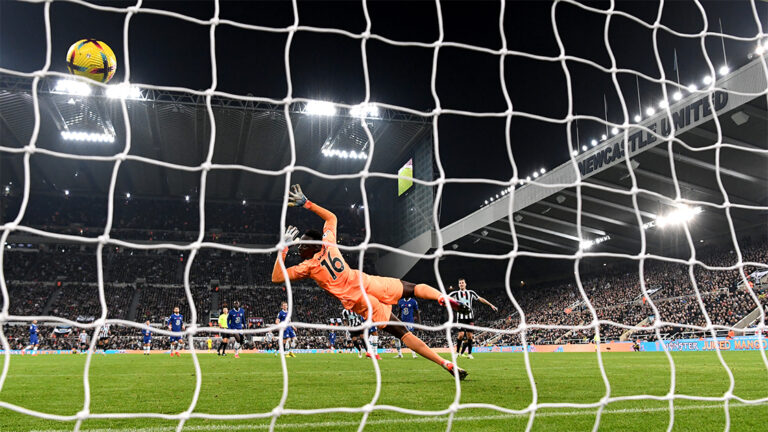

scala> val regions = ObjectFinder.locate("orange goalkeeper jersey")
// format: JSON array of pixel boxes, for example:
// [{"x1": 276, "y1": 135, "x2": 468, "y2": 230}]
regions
[{"x1": 272, "y1": 201, "x2": 369, "y2": 310}]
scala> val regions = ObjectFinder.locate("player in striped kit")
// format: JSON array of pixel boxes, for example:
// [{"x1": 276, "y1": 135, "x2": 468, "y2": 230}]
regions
[
  {"x1": 341, "y1": 309, "x2": 365, "y2": 358},
  {"x1": 449, "y1": 278, "x2": 498, "y2": 359},
  {"x1": 97, "y1": 323, "x2": 111, "y2": 356}
]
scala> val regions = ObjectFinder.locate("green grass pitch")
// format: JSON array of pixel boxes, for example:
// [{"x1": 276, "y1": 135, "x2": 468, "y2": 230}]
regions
[{"x1": 1, "y1": 351, "x2": 767, "y2": 431}]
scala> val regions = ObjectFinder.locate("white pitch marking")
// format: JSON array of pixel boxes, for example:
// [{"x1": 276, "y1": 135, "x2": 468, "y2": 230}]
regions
[{"x1": 26, "y1": 401, "x2": 767, "y2": 432}]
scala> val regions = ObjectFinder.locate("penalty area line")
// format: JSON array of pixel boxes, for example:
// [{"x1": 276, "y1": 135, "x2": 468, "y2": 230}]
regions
[{"x1": 27, "y1": 401, "x2": 764, "y2": 432}]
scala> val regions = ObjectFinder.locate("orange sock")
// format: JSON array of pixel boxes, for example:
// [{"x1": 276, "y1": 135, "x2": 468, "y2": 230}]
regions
[
  {"x1": 401, "y1": 332, "x2": 447, "y2": 367},
  {"x1": 414, "y1": 284, "x2": 443, "y2": 302}
]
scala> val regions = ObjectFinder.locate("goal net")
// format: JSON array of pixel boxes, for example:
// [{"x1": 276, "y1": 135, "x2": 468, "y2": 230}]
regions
[{"x1": 1, "y1": 0, "x2": 768, "y2": 431}]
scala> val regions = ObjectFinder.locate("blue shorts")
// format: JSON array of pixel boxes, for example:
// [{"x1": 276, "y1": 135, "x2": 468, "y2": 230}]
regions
[
  {"x1": 329, "y1": 337, "x2": 336, "y2": 345},
  {"x1": 30, "y1": 336, "x2": 38, "y2": 345},
  {"x1": 143, "y1": 337, "x2": 152, "y2": 344},
  {"x1": 284, "y1": 327, "x2": 296, "y2": 339},
  {"x1": 170, "y1": 336, "x2": 182, "y2": 343}
]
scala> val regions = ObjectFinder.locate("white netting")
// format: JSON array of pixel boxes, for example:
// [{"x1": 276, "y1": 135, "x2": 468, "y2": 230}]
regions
[{"x1": 1, "y1": 0, "x2": 768, "y2": 431}]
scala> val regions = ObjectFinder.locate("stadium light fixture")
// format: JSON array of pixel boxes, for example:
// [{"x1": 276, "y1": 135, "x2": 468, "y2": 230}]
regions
[
  {"x1": 532, "y1": 172, "x2": 539, "y2": 178},
  {"x1": 755, "y1": 44, "x2": 765, "y2": 55},
  {"x1": 591, "y1": 139, "x2": 597, "y2": 147},
  {"x1": 571, "y1": 150, "x2": 578, "y2": 156},
  {"x1": 484, "y1": 200, "x2": 488, "y2": 204},
  {"x1": 106, "y1": 84, "x2": 142, "y2": 99},
  {"x1": 540, "y1": 168, "x2": 546, "y2": 174},
  {"x1": 655, "y1": 205, "x2": 702, "y2": 228},
  {"x1": 54, "y1": 79, "x2": 91, "y2": 96},
  {"x1": 672, "y1": 91, "x2": 682, "y2": 101},
  {"x1": 702, "y1": 75, "x2": 713, "y2": 85},
  {"x1": 64, "y1": 189, "x2": 70, "y2": 196},
  {"x1": 611, "y1": 127, "x2": 619, "y2": 135},
  {"x1": 304, "y1": 101, "x2": 337, "y2": 116},
  {"x1": 646, "y1": 107, "x2": 655, "y2": 116},
  {"x1": 718, "y1": 65, "x2": 730, "y2": 76},
  {"x1": 582, "y1": 145, "x2": 588, "y2": 151},
  {"x1": 125, "y1": 192, "x2": 131, "y2": 199},
  {"x1": 633, "y1": 114, "x2": 642, "y2": 122},
  {"x1": 4, "y1": 185, "x2": 10, "y2": 194},
  {"x1": 61, "y1": 131, "x2": 115, "y2": 143},
  {"x1": 184, "y1": 195, "x2": 190, "y2": 202},
  {"x1": 490, "y1": 197, "x2": 494, "y2": 202},
  {"x1": 658, "y1": 100, "x2": 669, "y2": 109},
  {"x1": 349, "y1": 103, "x2": 379, "y2": 118},
  {"x1": 601, "y1": 134, "x2": 607, "y2": 140},
  {"x1": 242, "y1": 200, "x2": 246, "y2": 206}
]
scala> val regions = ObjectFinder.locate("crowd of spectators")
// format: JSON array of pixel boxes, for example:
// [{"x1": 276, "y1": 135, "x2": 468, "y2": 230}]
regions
[{"x1": 2, "y1": 194, "x2": 767, "y2": 350}]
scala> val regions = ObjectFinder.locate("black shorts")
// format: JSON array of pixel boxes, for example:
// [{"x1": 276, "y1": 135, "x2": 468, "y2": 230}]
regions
[
  {"x1": 455, "y1": 318, "x2": 475, "y2": 332},
  {"x1": 232, "y1": 333, "x2": 244, "y2": 344},
  {"x1": 349, "y1": 329, "x2": 364, "y2": 339}
]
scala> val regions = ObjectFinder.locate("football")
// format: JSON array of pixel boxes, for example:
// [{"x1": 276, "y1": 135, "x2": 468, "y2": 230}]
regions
[{"x1": 65, "y1": 38, "x2": 117, "y2": 83}]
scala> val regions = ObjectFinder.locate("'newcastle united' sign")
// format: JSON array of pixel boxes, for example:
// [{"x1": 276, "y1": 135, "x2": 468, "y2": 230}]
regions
[{"x1": 579, "y1": 91, "x2": 729, "y2": 177}]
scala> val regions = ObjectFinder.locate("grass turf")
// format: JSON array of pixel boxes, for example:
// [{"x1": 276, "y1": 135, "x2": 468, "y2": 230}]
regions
[{"x1": 0, "y1": 351, "x2": 767, "y2": 431}]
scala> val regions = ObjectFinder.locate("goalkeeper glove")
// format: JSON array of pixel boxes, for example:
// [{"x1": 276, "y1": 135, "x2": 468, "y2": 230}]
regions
[
  {"x1": 283, "y1": 225, "x2": 300, "y2": 244},
  {"x1": 288, "y1": 184, "x2": 308, "y2": 207}
]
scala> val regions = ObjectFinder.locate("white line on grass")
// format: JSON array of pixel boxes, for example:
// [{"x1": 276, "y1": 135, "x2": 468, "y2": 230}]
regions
[{"x1": 25, "y1": 401, "x2": 768, "y2": 432}]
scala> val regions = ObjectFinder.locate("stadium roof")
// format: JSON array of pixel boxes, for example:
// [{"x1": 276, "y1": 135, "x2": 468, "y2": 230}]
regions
[
  {"x1": 386, "y1": 56, "x2": 768, "y2": 283},
  {"x1": 0, "y1": 74, "x2": 430, "y2": 206}
]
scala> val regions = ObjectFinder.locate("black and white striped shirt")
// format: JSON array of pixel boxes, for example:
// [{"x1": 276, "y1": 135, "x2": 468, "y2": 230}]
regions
[
  {"x1": 449, "y1": 289, "x2": 479, "y2": 320},
  {"x1": 341, "y1": 309, "x2": 362, "y2": 327},
  {"x1": 99, "y1": 324, "x2": 110, "y2": 338}
]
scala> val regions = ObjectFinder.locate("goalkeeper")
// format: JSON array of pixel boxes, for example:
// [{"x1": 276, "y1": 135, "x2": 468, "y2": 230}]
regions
[{"x1": 272, "y1": 185, "x2": 469, "y2": 380}]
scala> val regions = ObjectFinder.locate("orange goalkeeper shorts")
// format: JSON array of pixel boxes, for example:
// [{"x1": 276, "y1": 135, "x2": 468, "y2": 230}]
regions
[{"x1": 351, "y1": 275, "x2": 404, "y2": 328}]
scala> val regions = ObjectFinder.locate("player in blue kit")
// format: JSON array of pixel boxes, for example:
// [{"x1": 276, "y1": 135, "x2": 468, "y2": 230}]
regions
[
  {"x1": 141, "y1": 320, "x2": 152, "y2": 355},
  {"x1": 328, "y1": 324, "x2": 337, "y2": 353},
  {"x1": 227, "y1": 301, "x2": 246, "y2": 358},
  {"x1": 276, "y1": 301, "x2": 297, "y2": 357},
  {"x1": 395, "y1": 297, "x2": 421, "y2": 358},
  {"x1": 168, "y1": 307, "x2": 185, "y2": 357},
  {"x1": 25, "y1": 320, "x2": 39, "y2": 356}
]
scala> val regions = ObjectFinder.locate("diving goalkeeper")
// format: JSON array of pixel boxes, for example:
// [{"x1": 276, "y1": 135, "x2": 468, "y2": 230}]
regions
[{"x1": 272, "y1": 185, "x2": 469, "y2": 380}]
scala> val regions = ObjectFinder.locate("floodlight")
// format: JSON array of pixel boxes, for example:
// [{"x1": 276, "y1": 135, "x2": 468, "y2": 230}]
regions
[
  {"x1": 106, "y1": 84, "x2": 142, "y2": 99},
  {"x1": 646, "y1": 107, "x2": 655, "y2": 116},
  {"x1": 484, "y1": 200, "x2": 488, "y2": 204},
  {"x1": 533, "y1": 172, "x2": 539, "y2": 178},
  {"x1": 755, "y1": 44, "x2": 765, "y2": 55},
  {"x1": 582, "y1": 145, "x2": 588, "y2": 151},
  {"x1": 185, "y1": 195, "x2": 190, "y2": 202},
  {"x1": 61, "y1": 131, "x2": 115, "y2": 143},
  {"x1": 125, "y1": 192, "x2": 131, "y2": 199},
  {"x1": 64, "y1": 190, "x2": 70, "y2": 196},
  {"x1": 350, "y1": 103, "x2": 379, "y2": 118},
  {"x1": 305, "y1": 101, "x2": 337, "y2": 116},
  {"x1": 54, "y1": 79, "x2": 91, "y2": 96},
  {"x1": 526, "y1": 176, "x2": 531, "y2": 181},
  {"x1": 601, "y1": 134, "x2": 607, "y2": 140},
  {"x1": 540, "y1": 168, "x2": 546, "y2": 174},
  {"x1": 611, "y1": 127, "x2": 619, "y2": 135},
  {"x1": 658, "y1": 100, "x2": 668, "y2": 109},
  {"x1": 633, "y1": 114, "x2": 642, "y2": 122},
  {"x1": 591, "y1": 139, "x2": 597, "y2": 147},
  {"x1": 672, "y1": 91, "x2": 682, "y2": 101},
  {"x1": 242, "y1": 200, "x2": 246, "y2": 205},
  {"x1": 718, "y1": 65, "x2": 729, "y2": 76},
  {"x1": 702, "y1": 75, "x2": 713, "y2": 85},
  {"x1": 572, "y1": 150, "x2": 578, "y2": 156}
]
